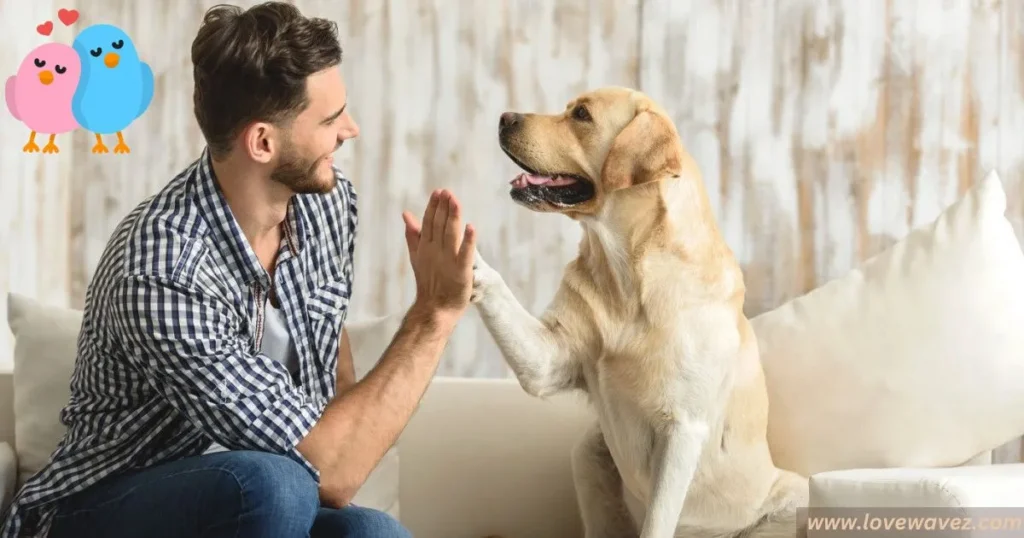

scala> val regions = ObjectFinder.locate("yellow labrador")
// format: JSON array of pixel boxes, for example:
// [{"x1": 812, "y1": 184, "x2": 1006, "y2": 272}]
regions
[{"x1": 470, "y1": 87, "x2": 808, "y2": 538}]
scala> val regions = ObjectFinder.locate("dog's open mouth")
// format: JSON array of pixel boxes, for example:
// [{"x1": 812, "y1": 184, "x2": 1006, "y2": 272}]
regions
[
  {"x1": 510, "y1": 173, "x2": 580, "y2": 189},
  {"x1": 503, "y1": 150, "x2": 595, "y2": 207}
]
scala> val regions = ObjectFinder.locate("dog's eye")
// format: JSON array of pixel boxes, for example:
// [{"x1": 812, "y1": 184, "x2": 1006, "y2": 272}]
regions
[{"x1": 572, "y1": 105, "x2": 592, "y2": 122}]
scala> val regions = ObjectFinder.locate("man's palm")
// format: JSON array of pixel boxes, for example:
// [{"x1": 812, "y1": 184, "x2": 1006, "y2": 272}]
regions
[{"x1": 402, "y1": 189, "x2": 476, "y2": 316}]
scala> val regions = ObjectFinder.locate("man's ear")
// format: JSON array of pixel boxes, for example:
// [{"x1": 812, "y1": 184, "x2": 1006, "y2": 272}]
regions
[
  {"x1": 242, "y1": 122, "x2": 276, "y2": 164},
  {"x1": 600, "y1": 107, "x2": 683, "y2": 190}
]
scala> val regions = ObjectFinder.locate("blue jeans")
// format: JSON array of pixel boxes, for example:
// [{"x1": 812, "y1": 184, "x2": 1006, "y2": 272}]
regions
[{"x1": 46, "y1": 450, "x2": 411, "y2": 538}]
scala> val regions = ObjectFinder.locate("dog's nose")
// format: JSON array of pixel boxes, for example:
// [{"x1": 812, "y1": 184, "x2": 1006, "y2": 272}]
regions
[{"x1": 499, "y1": 112, "x2": 521, "y2": 131}]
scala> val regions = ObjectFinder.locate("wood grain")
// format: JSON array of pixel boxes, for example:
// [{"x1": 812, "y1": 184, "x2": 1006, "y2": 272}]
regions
[
  {"x1": 0, "y1": 0, "x2": 76, "y2": 365},
  {"x1": 320, "y1": 0, "x2": 642, "y2": 377},
  {"x1": 1, "y1": 0, "x2": 1023, "y2": 457}
]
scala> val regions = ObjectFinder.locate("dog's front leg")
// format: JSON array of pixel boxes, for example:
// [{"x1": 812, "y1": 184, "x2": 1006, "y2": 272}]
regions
[
  {"x1": 640, "y1": 417, "x2": 709, "y2": 538},
  {"x1": 573, "y1": 422, "x2": 639, "y2": 538},
  {"x1": 471, "y1": 251, "x2": 586, "y2": 397}
]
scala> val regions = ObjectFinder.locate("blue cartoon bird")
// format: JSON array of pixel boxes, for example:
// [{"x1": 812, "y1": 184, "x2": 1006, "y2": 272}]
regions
[{"x1": 71, "y1": 23, "x2": 153, "y2": 154}]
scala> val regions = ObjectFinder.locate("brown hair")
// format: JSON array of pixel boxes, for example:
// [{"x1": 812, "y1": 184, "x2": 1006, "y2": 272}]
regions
[{"x1": 190, "y1": 2, "x2": 342, "y2": 159}]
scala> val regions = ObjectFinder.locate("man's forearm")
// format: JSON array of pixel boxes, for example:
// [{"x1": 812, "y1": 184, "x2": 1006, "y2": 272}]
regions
[{"x1": 296, "y1": 301, "x2": 456, "y2": 506}]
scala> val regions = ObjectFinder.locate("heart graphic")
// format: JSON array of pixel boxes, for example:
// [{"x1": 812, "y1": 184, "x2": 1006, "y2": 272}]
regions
[
  {"x1": 58, "y1": 8, "x2": 79, "y2": 26},
  {"x1": 36, "y1": 21, "x2": 53, "y2": 36}
]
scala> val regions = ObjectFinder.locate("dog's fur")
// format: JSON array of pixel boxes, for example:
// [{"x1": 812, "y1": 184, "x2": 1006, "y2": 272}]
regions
[{"x1": 470, "y1": 87, "x2": 809, "y2": 538}]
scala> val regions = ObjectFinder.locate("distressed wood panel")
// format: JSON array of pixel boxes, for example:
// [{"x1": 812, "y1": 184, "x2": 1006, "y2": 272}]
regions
[
  {"x1": 639, "y1": 0, "x2": 1009, "y2": 317},
  {"x1": 996, "y1": 0, "x2": 1024, "y2": 465},
  {"x1": 0, "y1": 0, "x2": 77, "y2": 366},
  {"x1": 318, "y1": 0, "x2": 642, "y2": 376}
]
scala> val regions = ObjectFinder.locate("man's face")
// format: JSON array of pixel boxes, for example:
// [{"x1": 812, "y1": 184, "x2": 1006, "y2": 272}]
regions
[{"x1": 271, "y1": 65, "x2": 359, "y2": 194}]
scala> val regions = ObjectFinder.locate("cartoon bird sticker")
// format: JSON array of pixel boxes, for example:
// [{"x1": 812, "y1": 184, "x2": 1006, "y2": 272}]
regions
[
  {"x1": 71, "y1": 23, "x2": 153, "y2": 154},
  {"x1": 5, "y1": 42, "x2": 82, "y2": 153}
]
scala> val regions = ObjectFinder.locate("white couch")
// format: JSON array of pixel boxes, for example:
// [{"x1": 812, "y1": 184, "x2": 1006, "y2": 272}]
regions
[{"x1": 5, "y1": 171, "x2": 1024, "y2": 538}]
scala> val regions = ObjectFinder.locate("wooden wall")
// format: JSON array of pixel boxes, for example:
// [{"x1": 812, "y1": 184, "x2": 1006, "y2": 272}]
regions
[{"x1": 2, "y1": 0, "x2": 1023, "y2": 460}]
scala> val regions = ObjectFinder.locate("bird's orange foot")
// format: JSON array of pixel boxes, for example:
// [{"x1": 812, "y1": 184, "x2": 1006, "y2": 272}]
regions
[
  {"x1": 42, "y1": 135, "x2": 59, "y2": 154},
  {"x1": 113, "y1": 132, "x2": 131, "y2": 154},
  {"x1": 92, "y1": 134, "x2": 109, "y2": 154},
  {"x1": 23, "y1": 131, "x2": 40, "y2": 153}
]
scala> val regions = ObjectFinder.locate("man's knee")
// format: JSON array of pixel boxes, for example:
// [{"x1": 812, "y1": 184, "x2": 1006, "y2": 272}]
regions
[
  {"x1": 218, "y1": 450, "x2": 320, "y2": 534},
  {"x1": 313, "y1": 505, "x2": 411, "y2": 538}
]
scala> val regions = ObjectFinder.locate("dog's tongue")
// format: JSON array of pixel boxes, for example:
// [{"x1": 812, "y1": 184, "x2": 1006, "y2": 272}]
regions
[{"x1": 510, "y1": 173, "x2": 577, "y2": 189}]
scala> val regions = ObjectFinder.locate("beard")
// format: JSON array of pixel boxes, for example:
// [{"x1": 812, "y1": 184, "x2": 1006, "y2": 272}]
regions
[{"x1": 270, "y1": 140, "x2": 339, "y2": 195}]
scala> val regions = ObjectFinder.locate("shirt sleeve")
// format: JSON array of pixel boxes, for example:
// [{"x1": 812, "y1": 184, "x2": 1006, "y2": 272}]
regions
[{"x1": 109, "y1": 272, "x2": 326, "y2": 480}]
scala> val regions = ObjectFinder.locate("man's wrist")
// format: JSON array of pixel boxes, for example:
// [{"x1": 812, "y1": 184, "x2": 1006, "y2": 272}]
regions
[{"x1": 406, "y1": 300, "x2": 461, "y2": 334}]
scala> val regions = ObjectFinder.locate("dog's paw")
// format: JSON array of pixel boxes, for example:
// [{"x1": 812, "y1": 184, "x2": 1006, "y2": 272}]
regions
[{"x1": 471, "y1": 250, "x2": 500, "y2": 303}]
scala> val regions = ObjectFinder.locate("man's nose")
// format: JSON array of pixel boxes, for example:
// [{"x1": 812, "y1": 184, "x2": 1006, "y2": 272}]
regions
[
  {"x1": 340, "y1": 118, "x2": 360, "y2": 140},
  {"x1": 499, "y1": 112, "x2": 522, "y2": 131}
]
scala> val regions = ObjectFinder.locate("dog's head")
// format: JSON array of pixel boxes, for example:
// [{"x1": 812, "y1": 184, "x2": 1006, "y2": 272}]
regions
[{"x1": 497, "y1": 86, "x2": 686, "y2": 217}]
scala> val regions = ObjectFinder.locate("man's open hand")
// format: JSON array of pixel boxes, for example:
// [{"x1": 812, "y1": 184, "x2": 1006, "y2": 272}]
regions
[{"x1": 402, "y1": 189, "x2": 476, "y2": 323}]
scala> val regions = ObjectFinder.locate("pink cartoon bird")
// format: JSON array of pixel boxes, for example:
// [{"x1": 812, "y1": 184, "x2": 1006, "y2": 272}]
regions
[{"x1": 5, "y1": 42, "x2": 82, "y2": 154}]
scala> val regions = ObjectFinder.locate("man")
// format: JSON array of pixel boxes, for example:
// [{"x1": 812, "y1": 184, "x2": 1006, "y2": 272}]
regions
[{"x1": 0, "y1": 3, "x2": 477, "y2": 537}]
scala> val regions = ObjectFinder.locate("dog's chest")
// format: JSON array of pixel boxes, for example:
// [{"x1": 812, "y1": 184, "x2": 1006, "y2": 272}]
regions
[
  {"x1": 585, "y1": 378, "x2": 657, "y2": 493},
  {"x1": 582, "y1": 305, "x2": 741, "y2": 497},
  {"x1": 591, "y1": 305, "x2": 737, "y2": 401}
]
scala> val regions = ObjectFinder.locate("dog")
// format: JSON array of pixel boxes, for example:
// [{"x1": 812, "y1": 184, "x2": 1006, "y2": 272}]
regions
[{"x1": 469, "y1": 87, "x2": 809, "y2": 538}]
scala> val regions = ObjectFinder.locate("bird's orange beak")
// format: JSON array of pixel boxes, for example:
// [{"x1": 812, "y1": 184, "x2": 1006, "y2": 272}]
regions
[
  {"x1": 38, "y1": 70, "x2": 54, "y2": 85},
  {"x1": 104, "y1": 52, "x2": 119, "y2": 69}
]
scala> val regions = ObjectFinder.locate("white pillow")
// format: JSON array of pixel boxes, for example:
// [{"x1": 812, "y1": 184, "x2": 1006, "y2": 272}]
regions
[
  {"x1": 6, "y1": 293, "x2": 81, "y2": 487},
  {"x1": 752, "y1": 171, "x2": 1024, "y2": 477},
  {"x1": 5, "y1": 293, "x2": 401, "y2": 516}
]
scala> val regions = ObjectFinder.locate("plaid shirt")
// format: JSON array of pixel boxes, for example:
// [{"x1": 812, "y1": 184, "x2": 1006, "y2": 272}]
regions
[{"x1": 0, "y1": 148, "x2": 358, "y2": 537}]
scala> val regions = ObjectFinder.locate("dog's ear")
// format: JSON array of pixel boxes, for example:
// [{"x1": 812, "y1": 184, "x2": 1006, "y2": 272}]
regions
[{"x1": 600, "y1": 102, "x2": 683, "y2": 190}]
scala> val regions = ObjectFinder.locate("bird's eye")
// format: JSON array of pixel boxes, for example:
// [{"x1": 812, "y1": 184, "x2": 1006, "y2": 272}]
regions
[
  {"x1": 33, "y1": 58, "x2": 45, "y2": 68},
  {"x1": 55, "y1": 65, "x2": 67, "y2": 74},
  {"x1": 90, "y1": 47, "x2": 102, "y2": 57},
  {"x1": 112, "y1": 40, "x2": 124, "y2": 50},
  {"x1": 572, "y1": 104, "x2": 592, "y2": 122}
]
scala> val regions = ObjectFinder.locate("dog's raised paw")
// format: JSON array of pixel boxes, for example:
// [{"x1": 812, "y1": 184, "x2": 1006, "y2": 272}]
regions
[
  {"x1": 470, "y1": 273, "x2": 488, "y2": 303},
  {"x1": 471, "y1": 250, "x2": 498, "y2": 303}
]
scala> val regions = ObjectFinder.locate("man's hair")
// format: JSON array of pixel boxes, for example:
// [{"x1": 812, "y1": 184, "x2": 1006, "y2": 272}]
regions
[{"x1": 191, "y1": 2, "x2": 342, "y2": 159}]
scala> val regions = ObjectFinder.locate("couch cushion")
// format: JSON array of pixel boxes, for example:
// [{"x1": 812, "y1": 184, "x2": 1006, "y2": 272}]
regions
[
  {"x1": 5, "y1": 293, "x2": 400, "y2": 516},
  {"x1": 396, "y1": 377, "x2": 593, "y2": 538},
  {"x1": 752, "y1": 171, "x2": 1024, "y2": 477},
  {"x1": 809, "y1": 463, "x2": 1024, "y2": 509},
  {"x1": 6, "y1": 293, "x2": 81, "y2": 488},
  {"x1": 0, "y1": 442, "x2": 18, "y2": 515}
]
